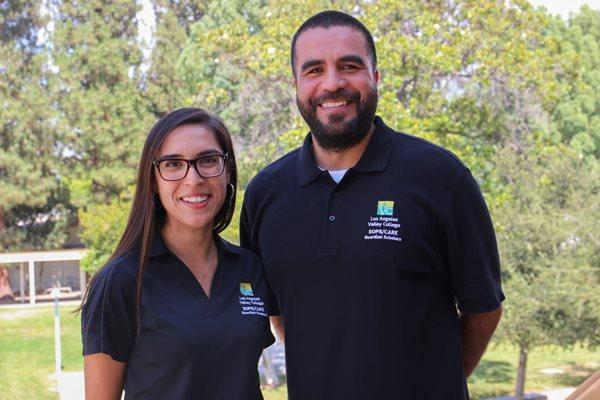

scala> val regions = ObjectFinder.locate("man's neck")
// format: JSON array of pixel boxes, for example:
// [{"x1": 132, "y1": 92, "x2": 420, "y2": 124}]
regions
[{"x1": 312, "y1": 123, "x2": 375, "y2": 170}]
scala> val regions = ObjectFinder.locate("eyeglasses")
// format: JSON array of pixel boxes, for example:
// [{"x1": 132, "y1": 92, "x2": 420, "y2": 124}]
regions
[{"x1": 153, "y1": 153, "x2": 228, "y2": 181}]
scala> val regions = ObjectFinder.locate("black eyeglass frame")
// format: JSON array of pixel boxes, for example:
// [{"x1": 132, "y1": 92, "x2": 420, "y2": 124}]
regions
[{"x1": 152, "y1": 153, "x2": 229, "y2": 181}]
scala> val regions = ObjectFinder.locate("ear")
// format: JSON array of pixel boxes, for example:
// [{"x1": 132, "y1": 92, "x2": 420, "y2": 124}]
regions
[
  {"x1": 292, "y1": 76, "x2": 298, "y2": 90},
  {"x1": 373, "y1": 69, "x2": 380, "y2": 85}
]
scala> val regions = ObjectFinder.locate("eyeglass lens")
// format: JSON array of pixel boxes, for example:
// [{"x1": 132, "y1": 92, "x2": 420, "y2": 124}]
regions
[{"x1": 157, "y1": 155, "x2": 225, "y2": 180}]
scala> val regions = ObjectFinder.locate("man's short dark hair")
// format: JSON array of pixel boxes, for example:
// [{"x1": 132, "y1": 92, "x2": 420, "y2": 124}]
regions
[{"x1": 290, "y1": 10, "x2": 377, "y2": 78}]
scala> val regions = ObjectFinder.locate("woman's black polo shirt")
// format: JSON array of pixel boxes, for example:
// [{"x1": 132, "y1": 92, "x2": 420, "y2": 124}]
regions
[{"x1": 82, "y1": 234, "x2": 275, "y2": 400}]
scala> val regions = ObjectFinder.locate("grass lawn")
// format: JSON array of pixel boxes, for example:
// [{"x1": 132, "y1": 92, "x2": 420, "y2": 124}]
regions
[{"x1": 1, "y1": 305, "x2": 598, "y2": 399}]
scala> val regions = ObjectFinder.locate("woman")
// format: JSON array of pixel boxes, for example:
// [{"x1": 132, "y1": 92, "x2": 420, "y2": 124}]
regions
[{"x1": 82, "y1": 108, "x2": 274, "y2": 400}]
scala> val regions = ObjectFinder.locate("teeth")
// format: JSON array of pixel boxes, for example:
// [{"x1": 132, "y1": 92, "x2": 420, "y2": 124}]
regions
[
  {"x1": 182, "y1": 196, "x2": 208, "y2": 203},
  {"x1": 321, "y1": 100, "x2": 349, "y2": 108}
]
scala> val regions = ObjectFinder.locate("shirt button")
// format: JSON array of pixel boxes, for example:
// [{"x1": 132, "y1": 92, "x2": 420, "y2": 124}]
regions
[{"x1": 328, "y1": 215, "x2": 336, "y2": 222}]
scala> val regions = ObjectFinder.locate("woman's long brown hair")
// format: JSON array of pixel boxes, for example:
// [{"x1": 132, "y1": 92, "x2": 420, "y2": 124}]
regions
[{"x1": 78, "y1": 108, "x2": 238, "y2": 334}]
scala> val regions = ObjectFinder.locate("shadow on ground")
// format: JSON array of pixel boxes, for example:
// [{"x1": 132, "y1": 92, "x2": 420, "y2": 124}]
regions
[
  {"x1": 468, "y1": 360, "x2": 514, "y2": 400},
  {"x1": 554, "y1": 364, "x2": 598, "y2": 387},
  {"x1": 471, "y1": 360, "x2": 514, "y2": 383}
]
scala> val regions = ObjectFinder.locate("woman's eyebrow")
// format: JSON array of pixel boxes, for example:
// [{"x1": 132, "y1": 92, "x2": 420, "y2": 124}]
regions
[{"x1": 158, "y1": 149, "x2": 222, "y2": 159}]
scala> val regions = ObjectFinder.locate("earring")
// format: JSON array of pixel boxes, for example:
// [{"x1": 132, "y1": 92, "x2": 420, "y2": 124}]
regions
[{"x1": 227, "y1": 183, "x2": 235, "y2": 202}]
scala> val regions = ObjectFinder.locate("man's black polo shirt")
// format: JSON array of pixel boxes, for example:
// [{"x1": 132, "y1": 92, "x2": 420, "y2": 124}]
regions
[
  {"x1": 82, "y1": 234, "x2": 275, "y2": 400},
  {"x1": 240, "y1": 116, "x2": 504, "y2": 399}
]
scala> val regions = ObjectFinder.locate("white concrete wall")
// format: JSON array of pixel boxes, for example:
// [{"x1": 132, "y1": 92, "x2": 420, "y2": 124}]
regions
[{"x1": 6, "y1": 260, "x2": 81, "y2": 293}]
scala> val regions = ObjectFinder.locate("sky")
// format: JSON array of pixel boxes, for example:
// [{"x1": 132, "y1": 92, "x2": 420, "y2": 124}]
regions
[{"x1": 529, "y1": 0, "x2": 600, "y2": 18}]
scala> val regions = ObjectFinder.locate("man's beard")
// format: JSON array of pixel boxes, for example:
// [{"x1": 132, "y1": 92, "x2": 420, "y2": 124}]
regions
[{"x1": 297, "y1": 86, "x2": 378, "y2": 151}]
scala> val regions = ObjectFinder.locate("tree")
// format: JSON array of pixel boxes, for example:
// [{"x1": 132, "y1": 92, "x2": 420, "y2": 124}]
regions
[
  {"x1": 0, "y1": 1, "x2": 75, "y2": 303},
  {"x1": 0, "y1": 1, "x2": 71, "y2": 253},
  {"x1": 491, "y1": 143, "x2": 600, "y2": 399},
  {"x1": 178, "y1": 0, "x2": 579, "y2": 193},
  {"x1": 551, "y1": 6, "x2": 600, "y2": 158},
  {"x1": 48, "y1": 0, "x2": 155, "y2": 273},
  {"x1": 51, "y1": 0, "x2": 151, "y2": 208},
  {"x1": 143, "y1": 0, "x2": 209, "y2": 117},
  {"x1": 178, "y1": 0, "x2": 309, "y2": 186},
  {"x1": 50, "y1": 0, "x2": 153, "y2": 270}
]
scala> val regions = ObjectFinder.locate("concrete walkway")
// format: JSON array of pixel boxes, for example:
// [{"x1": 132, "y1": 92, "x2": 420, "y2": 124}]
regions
[
  {"x1": 486, "y1": 387, "x2": 576, "y2": 400},
  {"x1": 56, "y1": 372, "x2": 84, "y2": 400}
]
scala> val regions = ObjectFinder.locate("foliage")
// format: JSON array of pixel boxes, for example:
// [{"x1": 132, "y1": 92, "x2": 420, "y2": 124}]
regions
[
  {"x1": 179, "y1": 0, "x2": 579, "y2": 189},
  {"x1": 0, "y1": 0, "x2": 73, "y2": 251},
  {"x1": 551, "y1": 6, "x2": 600, "y2": 158},
  {"x1": 78, "y1": 195, "x2": 130, "y2": 273},
  {"x1": 179, "y1": 0, "x2": 292, "y2": 156},
  {"x1": 51, "y1": 0, "x2": 151, "y2": 208},
  {"x1": 493, "y1": 143, "x2": 600, "y2": 348},
  {"x1": 143, "y1": 0, "x2": 208, "y2": 117},
  {"x1": 491, "y1": 141, "x2": 600, "y2": 396},
  {"x1": 1, "y1": 6, "x2": 599, "y2": 391}
]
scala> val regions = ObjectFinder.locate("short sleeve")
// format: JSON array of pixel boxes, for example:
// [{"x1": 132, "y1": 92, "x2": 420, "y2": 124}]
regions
[
  {"x1": 444, "y1": 170, "x2": 505, "y2": 314},
  {"x1": 81, "y1": 261, "x2": 137, "y2": 362},
  {"x1": 240, "y1": 189, "x2": 259, "y2": 257},
  {"x1": 247, "y1": 247, "x2": 280, "y2": 317},
  {"x1": 241, "y1": 189, "x2": 280, "y2": 316},
  {"x1": 264, "y1": 274, "x2": 280, "y2": 317}
]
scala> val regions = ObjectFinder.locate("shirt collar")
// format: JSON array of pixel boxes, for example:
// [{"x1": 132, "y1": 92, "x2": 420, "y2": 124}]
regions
[
  {"x1": 149, "y1": 231, "x2": 243, "y2": 258},
  {"x1": 352, "y1": 116, "x2": 395, "y2": 173},
  {"x1": 149, "y1": 233, "x2": 168, "y2": 258},
  {"x1": 296, "y1": 116, "x2": 394, "y2": 187}
]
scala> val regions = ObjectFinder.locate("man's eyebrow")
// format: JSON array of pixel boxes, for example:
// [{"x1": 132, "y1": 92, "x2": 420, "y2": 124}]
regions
[
  {"x1": 338, "y1": 54, "x2": 366, "y2": 66},
  {"x1": 300, "y1": 59, "x2": 323, "y2": 72}
]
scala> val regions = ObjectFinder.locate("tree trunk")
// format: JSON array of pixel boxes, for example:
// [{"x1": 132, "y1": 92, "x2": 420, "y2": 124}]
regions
[
  {"x1": 515, "y1": 343, "x2": 528, "y2": 400},
  {"x1": 0, "y1": 268, "x2": 15, "y2": 303}
]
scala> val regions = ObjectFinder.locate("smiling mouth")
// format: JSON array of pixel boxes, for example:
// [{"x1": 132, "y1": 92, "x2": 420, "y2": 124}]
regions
[
  {"x1": 181, "y1": 195, "x2": 209, "y2": 204},
  {"x1": 319, "y1": 100, "x2": 351, "y2": 109}
]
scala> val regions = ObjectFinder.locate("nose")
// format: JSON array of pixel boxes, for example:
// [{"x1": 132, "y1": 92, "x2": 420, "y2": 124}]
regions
[
  {"x1": 184, "y1": 163, "x2": 206, "y2": 185},
  {"x1": 321, "y1": 69, "x2": 346, "y2": 92}
]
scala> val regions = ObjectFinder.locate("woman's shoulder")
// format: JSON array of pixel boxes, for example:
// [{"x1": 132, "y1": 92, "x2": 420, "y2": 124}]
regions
[
  {"x1": 218, "y1": 237, "x2": 260, "y2": 261},
  {"x1": 217, "y1": 236, "x2": 265, "y2": 276},
  {"x1": 90, "y1": 250, "x2": 139, "y2": 291}
]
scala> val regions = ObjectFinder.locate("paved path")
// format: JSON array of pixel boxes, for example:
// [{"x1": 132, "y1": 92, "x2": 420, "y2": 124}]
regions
[
  {"x1": 544, "y1": 388, "x2": 576, "y2": 399},
  {"x1": 56, "y1": 371, "x2": 84, "y2": 400},
  {"x1": 486, "y1": 387, "x2": 576, "y2": 400}
]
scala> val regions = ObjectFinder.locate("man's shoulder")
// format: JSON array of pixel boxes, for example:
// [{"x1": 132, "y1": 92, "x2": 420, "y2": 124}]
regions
[
  {"x1": 384, "y1": 125, "x2": 467, "y2": 174},
  {"x1": 246, "y1": 147, "x2": 301, "y2": 195}
]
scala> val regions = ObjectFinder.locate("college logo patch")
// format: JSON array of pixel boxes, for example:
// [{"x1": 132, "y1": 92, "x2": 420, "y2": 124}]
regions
[
  {"x1": 238, "y1": 282, "x2": 266, "y2": 317},
  {"x1": 377, "y1": 200, "x2": 394, "y2": 216},
  {"x1": 364, "y1": 200, "x2": 402, "y2": 242},
  {"x1": 239, "y1": 282, "x2": 254, "y2": 296}
]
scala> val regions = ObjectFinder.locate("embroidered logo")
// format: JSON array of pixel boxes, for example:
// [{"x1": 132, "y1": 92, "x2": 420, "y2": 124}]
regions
[
  {"x1": 364, "y1": 200, "x2": 402, "y2": 242},
  {"x1": 239, "y1": 282, "x2": 266, "y2": 316},
  {"x1": 239, "y1": 282, "x2": 254, "y2": 296},
  {"x1": 377, "y1": 200, "x2": 394, "y2": 216}
]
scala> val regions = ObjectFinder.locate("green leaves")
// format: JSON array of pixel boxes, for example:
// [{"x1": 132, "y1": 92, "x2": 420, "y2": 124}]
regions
[{"x1": 492, "y1": 142, "x2": 600, "y2": 349}]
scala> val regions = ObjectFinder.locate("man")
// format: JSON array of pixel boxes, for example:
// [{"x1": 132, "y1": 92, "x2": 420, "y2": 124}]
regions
[{"x1": 241, "y1": 10, "x2": 503, "y2": 399}]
